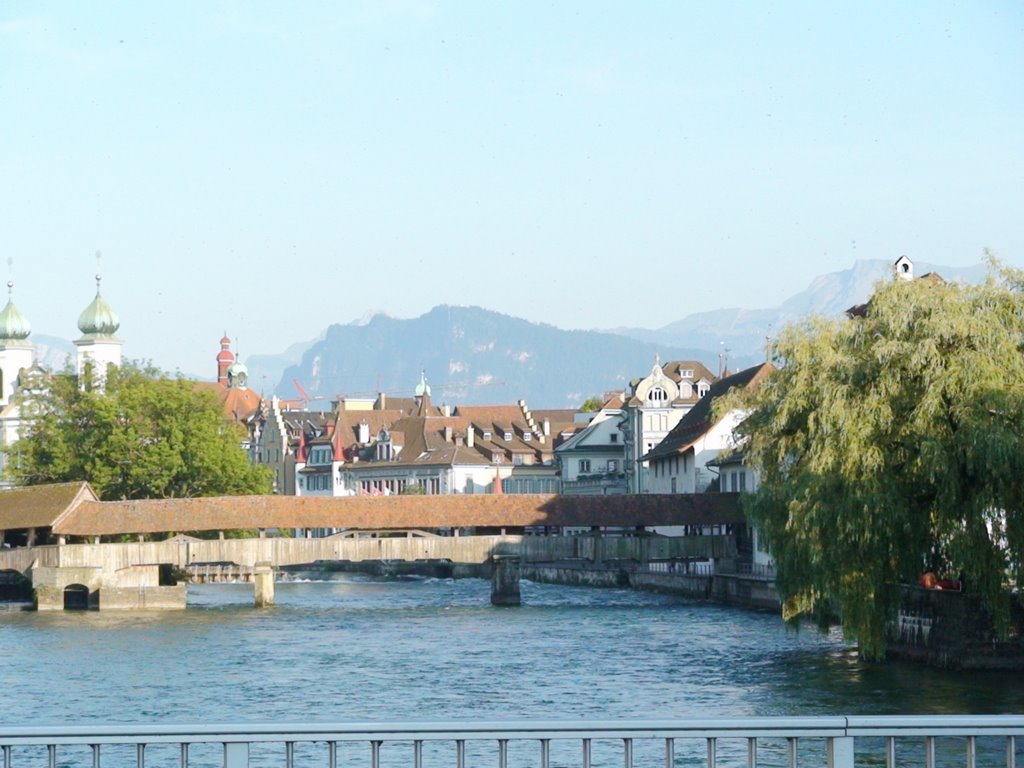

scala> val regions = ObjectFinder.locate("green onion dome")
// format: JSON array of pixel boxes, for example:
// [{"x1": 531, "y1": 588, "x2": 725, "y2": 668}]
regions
[
  {"x1": 0, "y1": 281, "x2": 31, "y2": 342},
  {"x1": 77, "y1": 274, "x2": 120, "y2": 337}
]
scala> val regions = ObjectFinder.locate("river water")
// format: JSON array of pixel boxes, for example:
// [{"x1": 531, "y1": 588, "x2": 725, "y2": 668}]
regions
[{"x1": 2, "y1": 577, "x2": 1022, "y2": 765}]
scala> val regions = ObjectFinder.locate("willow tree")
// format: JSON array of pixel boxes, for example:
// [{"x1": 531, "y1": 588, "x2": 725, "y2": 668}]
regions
[
  {"x1": 732, "y1": 259, "x2": 1024, "y2": 659},
  {"x1": 7, "y1": 363, "x2": 272, "y2": 500}
]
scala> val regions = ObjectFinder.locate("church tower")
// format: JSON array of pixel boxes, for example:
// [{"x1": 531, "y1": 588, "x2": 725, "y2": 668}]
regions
[
  {"x1": 74, "y1": 272, "x2": 122, "y2": 386},
  {"x1": 0, "y1": 280, "x2": 34, "y2": 406}
]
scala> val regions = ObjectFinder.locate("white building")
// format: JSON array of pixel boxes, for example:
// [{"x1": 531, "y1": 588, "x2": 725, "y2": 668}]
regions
[
  {"x1": 555, "y1": 395, "x2": 627, "y2": 495},
  {"x1": 620, "y1": 357, "x2": 716, "y2": 493},
  {"x1": 74, "y1": 274, "x2": 122, "y2": 388}
]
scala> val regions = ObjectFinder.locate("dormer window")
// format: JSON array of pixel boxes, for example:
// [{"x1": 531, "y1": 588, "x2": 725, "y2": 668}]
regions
[
  {"x1": 648, "y1": 386, "x2": 668, "y2": 404},
  {"x1": 679, "y1": 382, "x2": 693, "y2": 398},
  {"x1": 697, "y1": 380, "x2": 710, "y2": 397},
  {"x1": 679, "y1": 369, "x2": 694, "y2": 379},
  {"x1": 483, "y1": 431, "x2": 492, "y2": 441},
  {"x1": 504, "y1": 431, "x2": 512, "y2": 442},
  {"x1": 523, "y1": 433, "x2": 532, "y2": 442}
]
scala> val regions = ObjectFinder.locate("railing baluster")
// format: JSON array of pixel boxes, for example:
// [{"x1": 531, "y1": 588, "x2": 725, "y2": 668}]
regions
[
  {"x1": 747, "y1": 738, "x2": 756, "y2": 768},
  {"x1": 414, "y1": 740, "x2": 422, "y2": 768},
  {"x1": 582, "y1": 738, "x2": 591, "y2": 768},
  {"x1": 885, "y1": 736, "x2": 895, "y2": 768},
  {"x1": 665, "y1": 738, "x2": 674, "y2": 768},
  {"x1": 706, "y1": 737, "x2": 716, "y2": 768},
  {"x1": 787, "y1": 737, "x2": 797, "y2": 768},
  {"x1": 2, "y1": 744, "x2": 9, "y2": 768},
  {"x1": 828, "y1": 737, "x2": 854, "y2": 768},
  {"x1": 223, "y1": 742, "x2": 248, "y2": 768},
  {"x1": 180, "y1": 742, "x2": 188, "y2": 768},
  {"x1": 498, "y1": 738, "x2": 508, "y2": 768},
  {"x1": 48, "y1": 744, "x2": 56, "y2": 768},
  {"x1": 623, "y1": 738, "x2": 633, "y2": 768},
  {"x1": 328, "y1": 741, "x2": 337, "y2": 768},
  {"x1": 925, "y1": 736, "x2": 936, "y2": 768},
  {"x1": 137, "y1": 742, "x2": 146, "y2": 768},
  {"x1": 967, "y1": 735, "x2": 976, "y2": 768},
  {"x1": 286, "y1": 741, "x2": 294, "y2": 768},
  {"x1": 456, "y1": 739, "x2": 465, "y2": 768},
  {"x1": 1008, "y1": 735, "x2": 1017, "y2": 768},
  {"x1": 372, "y1": 740, "x2": 382, "y2": 768},
  {"x1": 540, "y1": 738, "x2": 550, "y2": 768},
  {"x1": 92, "y1": 743, "x2": 102, "y2": 768}
]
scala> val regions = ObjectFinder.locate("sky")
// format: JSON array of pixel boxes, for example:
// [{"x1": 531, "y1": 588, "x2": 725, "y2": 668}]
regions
[{"x1": 2, "y1": 1, "x2": 1022, "y2": 379}]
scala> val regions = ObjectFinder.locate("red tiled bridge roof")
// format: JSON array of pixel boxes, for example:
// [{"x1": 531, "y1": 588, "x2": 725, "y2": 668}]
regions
[{"x1": 50, "y1": 492, "x2": 743, "y2": 536}]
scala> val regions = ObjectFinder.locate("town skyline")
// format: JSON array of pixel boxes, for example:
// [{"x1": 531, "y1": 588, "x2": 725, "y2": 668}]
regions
[{"x1": 3, "y1": 2, "x2": 1022, "y2": 377}]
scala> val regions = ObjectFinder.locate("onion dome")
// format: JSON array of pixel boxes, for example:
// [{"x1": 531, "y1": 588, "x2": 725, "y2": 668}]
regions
[
  {"x1": 227, "y1": 359, "x2": 249, "y2": 389},
  {"x1": 77, "y1": 274, "x2": 120, "y2": 338},
  {"x1": 0, "y1": 281, "x2": 31, "y2": 342},
  {"x1": 414, "y1": 370, "x2": 431, "y2": 397}
]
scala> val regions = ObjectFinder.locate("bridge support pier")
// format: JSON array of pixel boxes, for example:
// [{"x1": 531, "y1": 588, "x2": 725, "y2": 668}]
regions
[
  {"x1": 253, "y1": 562, "x2": 274, "y2": 607},
  {"x1": 490, "y1": 555, "x2": 521, "y2": 607}
]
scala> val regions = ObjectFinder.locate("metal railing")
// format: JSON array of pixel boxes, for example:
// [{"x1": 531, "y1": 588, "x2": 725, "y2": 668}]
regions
[{"x1": 1, "y1": 717, "x2": 1022, "y2": 768}]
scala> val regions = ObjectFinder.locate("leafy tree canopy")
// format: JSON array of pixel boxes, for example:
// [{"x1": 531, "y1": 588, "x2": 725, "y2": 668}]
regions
[
  {"x1": 580, "y1": 395, "x2": 605, "y2": 413},
  {"x1": 7, "y1": 362, "x2": 272, "y2": 500},
  {"x1": 729, "y1": 258, "x2": 1024, "y2": 659}
]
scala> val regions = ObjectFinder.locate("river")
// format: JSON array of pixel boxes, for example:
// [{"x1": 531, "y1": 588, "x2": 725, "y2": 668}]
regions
[{"x1": 2, "y1": 575, "x2": 1022, "y2": 728}]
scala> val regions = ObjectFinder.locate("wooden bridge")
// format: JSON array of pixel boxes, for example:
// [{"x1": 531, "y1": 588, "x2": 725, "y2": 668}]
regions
[{"x1": 0, "y1": 483, "x2": 744, "y2": 609}]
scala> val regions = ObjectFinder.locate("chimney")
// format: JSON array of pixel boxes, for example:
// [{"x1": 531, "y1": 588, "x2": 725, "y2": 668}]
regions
[
  {"x1": 444, "y1": 425, "x2": 453, "y2": 443},
  {"x1": 467, "y1": 425, "x2": 475, "y2": 448},
  {"x1": 358, "y1": 420, "x2": 370, "y2": 444},
  {"x1": 378, "y1": 392, "x2": 386, "y2": 410},
  {"x1": 442, "y1": 403, "x2": 451, "y2": 417},
  {"x1": 543, "y1": 418, "x2": 551, "y2": 436}
]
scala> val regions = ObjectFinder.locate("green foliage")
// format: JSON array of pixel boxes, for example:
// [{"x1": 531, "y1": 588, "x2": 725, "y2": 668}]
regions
[
  {"x1": 730, "y1": 258, "x2": 1024, "y2": 659},
  {"x1": 7, "y1": 362, "x2": 272, "y2": 500},
  {"x1": 580, "y1": 395, "x2": 604, "y2": 413},
  {"x1": 399, "y1": 484, "x2": 426, "y2": 495}
]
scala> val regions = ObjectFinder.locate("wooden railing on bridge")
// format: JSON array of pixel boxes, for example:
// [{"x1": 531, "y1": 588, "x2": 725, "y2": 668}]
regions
[{"x1": 0, "y1": 533, "x2": 736, "y2": 576}]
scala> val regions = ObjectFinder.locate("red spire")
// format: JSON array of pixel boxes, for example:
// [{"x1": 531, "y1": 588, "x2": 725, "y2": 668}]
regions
[
  {"x1": 492, "y1": 471, "x2": 503, "y2": 495},
  {"x1": 216, "y1": 333, "x2": 235, "y2": 384}
]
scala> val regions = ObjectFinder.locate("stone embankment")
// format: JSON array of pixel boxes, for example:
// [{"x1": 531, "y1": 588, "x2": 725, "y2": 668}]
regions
[{"x1": 521, "y1": 560, "x2": 781, "y2": 612}]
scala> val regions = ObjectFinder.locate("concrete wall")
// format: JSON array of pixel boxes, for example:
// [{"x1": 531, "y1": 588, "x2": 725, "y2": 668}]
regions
[
  {"x1": 711, "y1": 574, "x2": 781, "y2": 611},
  {"x1": 100, "y1": 585, "x2": 187, "y2": 610},
  {"x1": 31, "y1": 564, "x2": 185, "y2": 611}
]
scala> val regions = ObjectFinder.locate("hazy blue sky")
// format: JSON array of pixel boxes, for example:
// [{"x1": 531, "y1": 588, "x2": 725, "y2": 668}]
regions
[{"x1": 2, "y1": 1, "x2": 1022, "y2": 378}]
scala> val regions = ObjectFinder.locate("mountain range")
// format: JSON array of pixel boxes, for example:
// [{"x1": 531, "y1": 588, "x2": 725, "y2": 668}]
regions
[
  {"x1": 267, "y1": 259, "x2": 987, "y2": 408},
  {"x1": 25, "y1": 259, "x2": 991, "y2": 409}
]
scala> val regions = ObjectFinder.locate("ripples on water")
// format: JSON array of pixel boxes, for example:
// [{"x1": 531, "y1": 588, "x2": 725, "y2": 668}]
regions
[{"x1": 2, "y1": 576, "x2": 1022, "y2": 731}]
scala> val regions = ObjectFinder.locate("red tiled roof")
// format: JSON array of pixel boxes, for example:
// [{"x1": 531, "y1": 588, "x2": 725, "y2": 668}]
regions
[
  {"x1": 0, "y1": 482, "x2": 98, "y2": 531},
  {"x1": 54, "y1": 492, "x2": 744, "y2": 535}
]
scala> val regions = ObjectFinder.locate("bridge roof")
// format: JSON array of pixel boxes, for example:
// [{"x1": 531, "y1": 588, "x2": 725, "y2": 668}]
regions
[
  {"x1": 0, "y1": 482, "x2": 98, "y2": 531},
  {"x1": 53, "y1": 493, "x2": 743, "y2": 536}
]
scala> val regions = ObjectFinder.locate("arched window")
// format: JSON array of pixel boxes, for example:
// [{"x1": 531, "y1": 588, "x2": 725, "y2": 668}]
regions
[{"x1": 648, "y1": 386, "x2": 667, "y2": 404}]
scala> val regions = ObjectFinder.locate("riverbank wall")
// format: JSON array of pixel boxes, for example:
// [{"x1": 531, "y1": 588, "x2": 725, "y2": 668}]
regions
[
  {"x1": 887, "y1": 586, "x2": 1024, "y2": 670},
  {"x1": 521, "y1": 560, "x2": 781, "y2": 612}
]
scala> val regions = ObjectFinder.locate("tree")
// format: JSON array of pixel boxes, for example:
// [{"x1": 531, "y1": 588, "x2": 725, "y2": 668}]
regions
[
  {"x1": 7, "y1": 363, "x2": 272, "y2": 500},
  {"x1": 730, "y1": 260, "x2": 1024, "y2": 659},
  {"x1": 580, "y1": 395, "x2": 605, "y2": 413}
]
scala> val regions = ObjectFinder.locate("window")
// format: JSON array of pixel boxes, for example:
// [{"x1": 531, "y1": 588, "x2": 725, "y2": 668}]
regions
[
  {"x1": 648, "y1": 386, "x2": 668, "y2": 404},
  {"x1": 609, "y1": 433, "x2": 618, "y2": 443},
  {"x1": 739, "y1": 471, "x2": 747, "y2": 492},
  {"x1": 503, "y1": 431, "x2": 513, "y2": 441},
  {"x1": 579, "y1": 459, "x2": 591, "y2": 473},
  {"x1": 679, "y1": 369, "x2": 694, "y2": 378},
  {"x1": 513, "y1": 454, "x2": 524, "y2": 466},
  {"x1": 671, "y1": 477, "x2": 677, "y2": 493},
  {"x1": 607, "y1": 460, "x2": 617, "y2": 473},
  {"x1": 697, "y1": 381, "x2": 710, "y2": 397},
  {"x1": 730, "y1": 472, "x2": 738, "y2": 492},
  {"x1": 523, "y1": 433, "x2": 532, "y2": 442}
]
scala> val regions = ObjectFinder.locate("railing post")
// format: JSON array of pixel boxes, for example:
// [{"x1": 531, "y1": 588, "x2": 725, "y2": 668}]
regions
[
  {"x1": 1008, "y1": 736, "x2": 1017, "y2": 768},
  {"x1": 828, "y1": 737, "x2": 854, "y2": 768},
  {"x1": 224, "y1": 742, "x2": 248, "y2": 768},
  {"x1": 664, "y1": 738, "x2": 674, "y2": 768}
]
